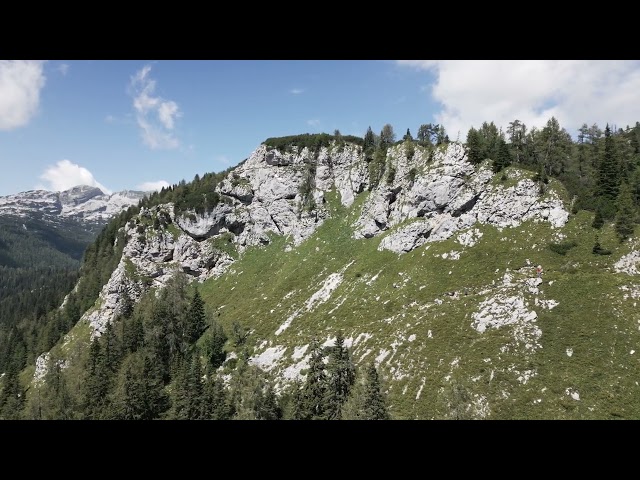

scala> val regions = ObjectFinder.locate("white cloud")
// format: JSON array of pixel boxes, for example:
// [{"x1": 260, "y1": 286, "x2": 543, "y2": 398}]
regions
[
  {"x1": 38, "y1": 159, "x2": 111, "y2": 194},
  {"x1": 57, "y1": 63, "x2": 69, "y2": 76},
  {"x1": 290, "y1": 88, "x2": 304, "y2": 95},
  {"x1": 0, "y1": 60, "x2": 46, "y2": 130},
  {"x1": 307, "y1": 119, "x2": 320, "y2": 127},
  {"x1": 397, "y1": 60, "x2": 640, "y2": 138},
  {"x1": 136, "y1": 180, "x2": 170, "y2": 192},
  {"x1": 129, "y1": 64, "x2": 181, "y2": 149}
]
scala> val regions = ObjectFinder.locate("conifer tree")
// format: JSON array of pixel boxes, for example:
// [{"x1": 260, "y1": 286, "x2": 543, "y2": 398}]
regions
[
  {"x1": 0, "y1": 363, "x2": 25, "y2": 419},
  {"x1": 597, "y1": 124, "x2": 621, "y2": 217},
  {"x1": 202, "y1": 366, "x2": 234, "y2": 420},
  {"x1": 360, "y1": 363, "x2": 390, "y2": 420},
  {"x1": 185, "y1": 288, "x2": 206, "y2": 345},
  {"x1": 493, "y1": 138, "x2": 512, "y2": 173},
  {"x1": 615, "y1": 181, "x2": 636, "y2": 242},
  {"x1": 203, "y1": 320, "x2": 227, "y2": 369},
  {"x1": 363, "y1": 126, "x2": 376, "y2": 155},
  {"x1": 466, "y1": 128, "x2": 483, "y2": 164},
  {"x1": 592, "y1": 207, "x2": 605, "y2": 229},
  {"x1": 82, "y1": 338, "x2": 111, "y2": 419},
  {"x1": 325, "y1": 331, "x2": 356, "y2": 419},
  {"x1": 299, "y1": 337, "x2": 328, "y2": 420}
]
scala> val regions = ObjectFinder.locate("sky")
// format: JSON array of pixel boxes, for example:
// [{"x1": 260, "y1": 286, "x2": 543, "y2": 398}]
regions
[{"x1": 1, "y1": 60, "x2": 640, "y2": 196}]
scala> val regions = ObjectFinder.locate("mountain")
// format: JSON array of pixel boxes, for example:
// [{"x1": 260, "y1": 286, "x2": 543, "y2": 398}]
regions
[
  {"x1": 7, "y1": 133, "x2": 640, "y2": 420},
  {"x1": 0, "y1": 186, "x2": 146, "y2": 267}
]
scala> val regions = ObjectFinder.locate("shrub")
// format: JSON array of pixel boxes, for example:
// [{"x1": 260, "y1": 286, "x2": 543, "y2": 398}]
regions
[{"x1": 548, "y1": 241, "x2": 578, "y2": 255}]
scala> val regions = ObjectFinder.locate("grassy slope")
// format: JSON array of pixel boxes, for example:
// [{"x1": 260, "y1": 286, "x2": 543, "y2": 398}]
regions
[{"x1": 200, "y1": 180, "x2": 640, "y2": 419}]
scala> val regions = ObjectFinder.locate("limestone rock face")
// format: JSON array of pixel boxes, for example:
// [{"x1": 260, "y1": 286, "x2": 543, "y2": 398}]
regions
[
  {"x1": 354, "y1": 143, "x2": 569, "y2": 253},
  {"x1": 36, "y1": 139, "x2": 572, "y2": 383}
]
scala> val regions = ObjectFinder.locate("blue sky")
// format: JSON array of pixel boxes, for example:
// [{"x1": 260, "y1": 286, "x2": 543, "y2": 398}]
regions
[{"x1": 2, "y1": 60, "x2": 640, "y2": 196}]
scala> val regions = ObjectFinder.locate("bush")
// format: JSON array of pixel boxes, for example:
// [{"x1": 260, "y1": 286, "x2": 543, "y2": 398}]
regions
[
  {"x1": 592, "y1": 241, "x2": 612, "y2": 255},
  {"x1": 408, "y1": 167, "x2": 418, "y2": 184},
  {"x1": 548, "y1": 241, "x2": 578, "y2": 255}
]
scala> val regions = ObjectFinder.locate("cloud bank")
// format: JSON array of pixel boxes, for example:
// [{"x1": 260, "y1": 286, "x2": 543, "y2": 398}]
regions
[
  {"x1": 0, "y1": 60, "x2": 46, "y2": 130},
  {"x1": 130, "y1": 64, "x2": 181, "y2": 149},
  {"x1": 136, "y1": 180, "x2": 170, "y2": 192},
  {"x1": 398, "y1": 60, "x2": 640, "y2": 138},
  {"x1": 38, "y1": 159, "x2": 112, "y2": 194}
]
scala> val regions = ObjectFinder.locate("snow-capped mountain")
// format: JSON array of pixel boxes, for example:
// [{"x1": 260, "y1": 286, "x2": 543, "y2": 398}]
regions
[{"x1": 0, "y1": 185, "x2": 146, "y2": 232}]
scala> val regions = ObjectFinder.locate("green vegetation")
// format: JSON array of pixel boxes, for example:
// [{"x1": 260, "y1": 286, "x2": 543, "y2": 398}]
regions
[
  {"x1": 264, "y1": 133, "x2": 363, "y2": 154},
  {"x1": 548, "y1": 240, "x2": 578, "y2": 256},
  {"x1": 7, "y1": 117, "x2": 640, "y2": 420}
]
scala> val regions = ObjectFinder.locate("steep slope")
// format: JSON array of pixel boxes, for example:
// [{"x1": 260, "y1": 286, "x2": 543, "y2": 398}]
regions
[{"x1": 29, "y1": 140, "x2": 640, "y2": 419}]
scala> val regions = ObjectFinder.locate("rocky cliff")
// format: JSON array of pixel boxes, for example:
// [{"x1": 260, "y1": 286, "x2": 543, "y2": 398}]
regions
[{"x1": 34, "y1": 140, "x2": 572, "y2": 385}]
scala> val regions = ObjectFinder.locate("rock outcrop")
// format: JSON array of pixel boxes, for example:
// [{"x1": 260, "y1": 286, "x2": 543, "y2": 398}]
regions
[{"x1": 354, "y1": 143, "x2": 569, "y2": 253}]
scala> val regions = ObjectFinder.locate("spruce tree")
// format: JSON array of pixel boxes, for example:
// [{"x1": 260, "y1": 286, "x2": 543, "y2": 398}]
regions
[
  {"x1": 493, "y1": 138, "x2": 512, "y2": 173},
  {"x1": 363, "y1": 126, "x2": 375, "y2": 155},
  {"x1": 325, "y1": 331, "x2": 356, "y2": 419},
  {"x1": 466, "y1": 128, "x2": 483, "y2": 164},
  {"x1": 203, "y1": 320, "x2": 227, "y2": 369},
  {"x1": 592, "y1": 207, "x2": 605, "y2": 229},
  {"x1": 360, "y1": 363, "x2": 390, "y2": 420},
  {"x1": 82, "y1": 338, "x2": 111, "y2": 419},
  {"x1": 300, "y1": 337, "x2": 328, "y2": 420},
  {"x1": 202, "y1": 367, "x2": 234, "y2": 420},
  {"x1": 185, "y1": 288, "x2": 206, "y2": 344},
  {"x1": 615, "y1": 182, "x2": 636, "y2": 242},
  {"x1": 597, "y1": 124, "x2": 621, "y2": 217},
  {"x1": 0, "y1": 363, "x2": 25, "y2": 420}
]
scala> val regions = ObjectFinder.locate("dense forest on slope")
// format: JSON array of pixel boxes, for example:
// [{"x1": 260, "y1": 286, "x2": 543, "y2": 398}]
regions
[{"x1": 3, "y1": 119, "x2": 640, "y2": 420}]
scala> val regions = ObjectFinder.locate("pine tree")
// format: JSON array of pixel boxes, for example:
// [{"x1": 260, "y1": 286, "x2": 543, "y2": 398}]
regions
[
  {"x1": 0, "y1": 363, "x2": 25, "y2": 419},
  {"x1": 82, "y1": 338, "x2": 111, "y2": 419},
  {"x1": 325, "y1": 331, "x2": 356, "y2": 419},
  {"x1": 299, "y1": 337, "x2": 328, "y2": 420},
  {"x1": 363, "y1": 126, "x2": 375, "y2": 155},
  {"x1": 466, "y1": 128, "x2": 483, "y2": 164},
  {"x1": 592, "y1": 207, "x2": 605, "y2": 229},
  {"x1": 172, "y1": 353, "x2": 204, "y2": 419},
  {"x1": 615, "y1": 181, "x2": 636, "y2": 242},
  {"x1": 203, "y1": 320, "x2": 227, "y2": 369},
  {"x1": 108, "y1": 353, "x2": 169, "y2": 420},
  {"x1": 597, "y1": 124, "x2": 621, "y2": 218},
  {"x1": 341, "y1": 362, "x2": 390, "y2": 420},
  {"x1": 360, "y1": 363, "x2": 390, "y2": 420},
  {"x1": 41, "y1": 355, "x2": 75, "y2": 420},
  {"x1": 202, "y1": 367, "x2": 234, "y2": 420},
  {"x1": 101, "y1": 321, "x2": 121, "y2": 374},
  {"x1": 403, "y1": 128, "x2": 413, "y2": 141},
  {"x1": 122, "y1": 313, "x2": 144, "y2": 354},
  {"x1": 493, "y1": 138, "x2": 512, "y2": 173},
  {"x1": 255, "y1": 382, "x2": 282, "y2": 420},
  {"x1": 185, "y1": 288, "x2": 206, "y2": 345}
]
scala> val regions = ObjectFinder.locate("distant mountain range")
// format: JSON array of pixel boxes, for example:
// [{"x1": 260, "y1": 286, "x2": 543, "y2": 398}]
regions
[{"x1": 0, "y1": 186, "x2": 145, "y2": 268}]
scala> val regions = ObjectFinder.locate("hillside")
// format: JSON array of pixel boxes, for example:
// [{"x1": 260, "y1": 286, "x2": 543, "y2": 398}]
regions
[{"x1": 15, "y1": 135, "x2": 640, "y2": 420}]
